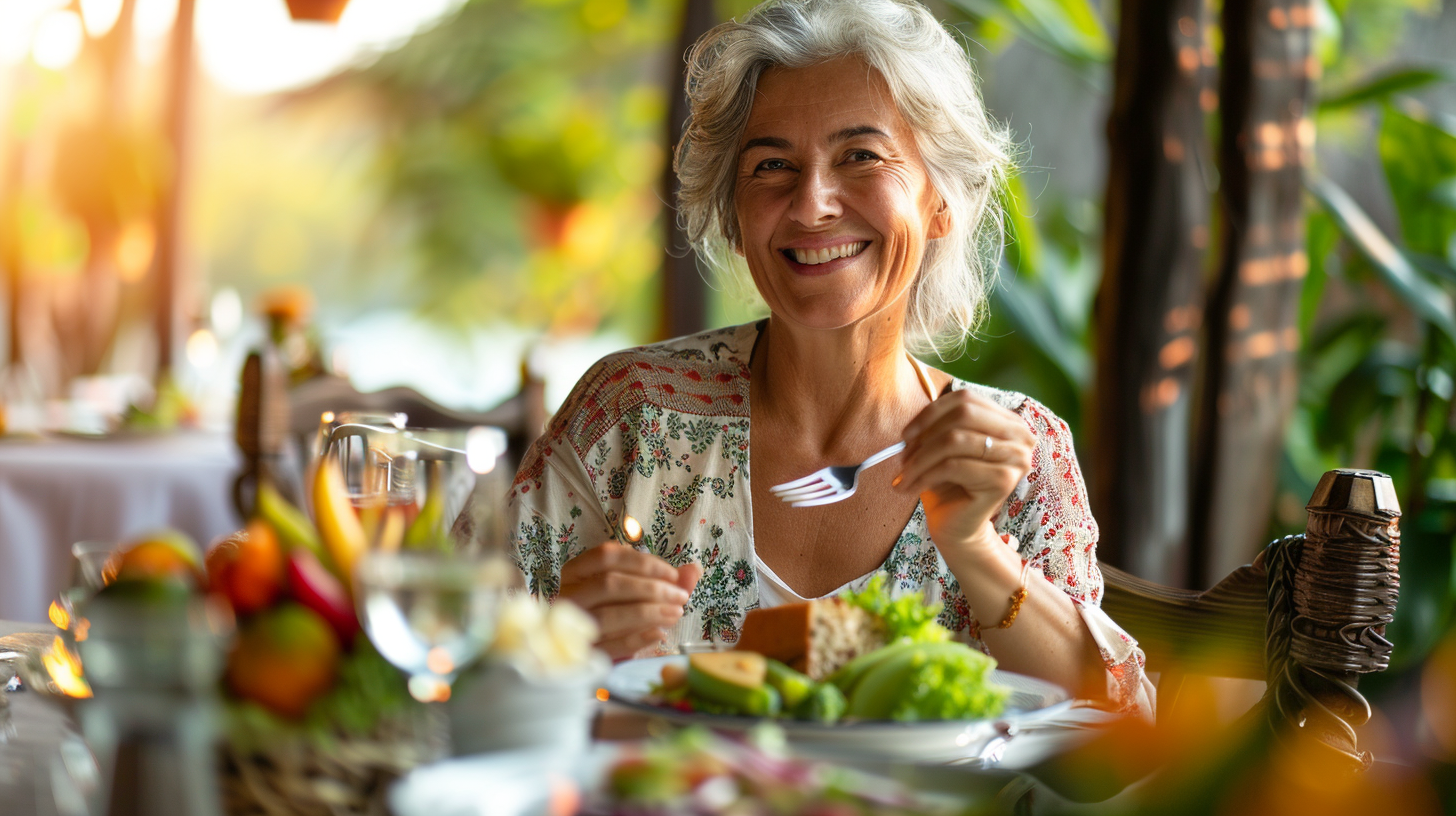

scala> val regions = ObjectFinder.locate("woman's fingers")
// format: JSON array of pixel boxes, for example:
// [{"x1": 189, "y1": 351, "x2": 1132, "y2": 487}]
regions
[
  {"x1": 904, "y1": 393, "x2": 1027, "y2": 456},
  {"x1": 903, "y1": 389, "x2": 1019, "y2": 446},
  {"x1": 593, "y1": 602, "x2": 686, "y2": 640},
  {"x1": 898, "y1": 455, "x2": 1018, "y2": 498},
  {"x1": 560, "y1": 541, "x2": 680, "y2": 585},
  {"x1": 564, "y1": 570, "x2": 691, "y2": 609},
  {"x1": 597, "y1": 627, "x2": 672, "y2": 662}
]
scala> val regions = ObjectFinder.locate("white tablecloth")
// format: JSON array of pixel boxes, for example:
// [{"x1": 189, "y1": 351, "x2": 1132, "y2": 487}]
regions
[{"x1": 0, "y1": 432, "x2": 242, "y2": 622}]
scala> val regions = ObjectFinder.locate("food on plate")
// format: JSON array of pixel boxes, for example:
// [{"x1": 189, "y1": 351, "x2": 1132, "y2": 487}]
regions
[
  {"x1": 206, "y1": 520, "x2": 285, "y2": 615},
  {"x1": 226, "y1": 602, "x2": 341, "y2": 720},
  {"x1": 110, "y1": 529, "x2": 204, "y2": 587},
  {"x1": 652, "y1": 577, "x2": 1009, "y2": 723},
  {"x1": 595, "y1": 726, "x2": 953, "y2": 815},
  {"x1": 735, "y1": 597, "x2": 887, "y2": 680},
  {"x1": 687, "y1": 652, "x2": 781, "y2": 717}
]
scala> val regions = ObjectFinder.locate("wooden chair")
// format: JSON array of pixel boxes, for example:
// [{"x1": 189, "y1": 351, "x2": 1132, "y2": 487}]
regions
[{"x1": 1101, "y1": 468, "x2": 1401, "y2": 770}]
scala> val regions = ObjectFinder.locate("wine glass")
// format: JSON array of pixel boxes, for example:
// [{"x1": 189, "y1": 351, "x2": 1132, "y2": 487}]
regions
[{"x1": 334, "y1": 424, "x2": 518, "y2": 702}]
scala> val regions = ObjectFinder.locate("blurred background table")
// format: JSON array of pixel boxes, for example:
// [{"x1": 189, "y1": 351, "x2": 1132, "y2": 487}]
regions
[{"x1": 0, "y1": 432, "x2": 241, "y2": 623}]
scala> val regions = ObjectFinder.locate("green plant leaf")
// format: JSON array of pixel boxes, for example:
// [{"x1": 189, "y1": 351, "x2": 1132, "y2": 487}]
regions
[
  {"x1": 945, "y1": 0, "x2": 1111, "y2": 70},
  {"x1": 1317, "y1": 67, "x2": 1450, "y2": 111},
  {"x1": 1307, "y1": 173, "x2": 1456, "y2": 342},
  {"x1": 993, "y1": 265, "x2": 1091, "y2": 388},
  {"x1": 1000, "y1": 174, "x2": 1043, "y2": 278},
  {"x1": 1379, "y1": 107, "x2": 1456, "y2": 258},
  {"x1": 1301, "y1": 210, "x2": 1338, "y2": 341}
]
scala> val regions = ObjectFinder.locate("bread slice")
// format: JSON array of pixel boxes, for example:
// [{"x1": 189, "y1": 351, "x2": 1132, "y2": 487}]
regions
[{"x1": 736, "y1": 598, "x2": 888, "y2": 680}]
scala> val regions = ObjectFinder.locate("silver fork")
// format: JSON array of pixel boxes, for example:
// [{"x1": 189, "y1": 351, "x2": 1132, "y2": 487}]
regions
[{"x1": 768, "y1": 441, "x2": 906, "y2": 507}]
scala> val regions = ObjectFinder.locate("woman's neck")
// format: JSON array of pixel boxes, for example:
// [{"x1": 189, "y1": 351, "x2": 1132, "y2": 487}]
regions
[{"x1": 750, "y1": 312, "x2": 932, "y2": 458}]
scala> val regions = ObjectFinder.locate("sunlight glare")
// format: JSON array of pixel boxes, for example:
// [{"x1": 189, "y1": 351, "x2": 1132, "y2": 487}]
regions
[
  {"x1": 186, "y1": 328, "x2": 220, "y2": 369},
  {"x1": 196, "y1": 0, "x2": 465, "y2": 96},
  {"x1": 79, "y1": 0, "x2": 124, "y2": 37},
  {"x1": 32, "y1": 9, "x2": 83, "y2": 71}
]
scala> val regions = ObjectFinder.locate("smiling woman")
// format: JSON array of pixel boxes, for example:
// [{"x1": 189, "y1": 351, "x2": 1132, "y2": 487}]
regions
[{"x1": 506, "y1": 0, "x2": 1155, "y2": 720}]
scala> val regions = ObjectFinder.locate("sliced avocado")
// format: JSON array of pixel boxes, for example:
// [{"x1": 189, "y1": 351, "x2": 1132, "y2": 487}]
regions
[
  {"x1": 827, "y1": 640, "x2": 920, "y2": 697},
  {"x1": 764, "y1": 659, "x2": 814, "y2": 709},
  {"x1": 845, "y1": 642, "x2": 969, "y2": 719},
  {"x1": 687, "y1": 651, "x2": 780, "y2": 716}
]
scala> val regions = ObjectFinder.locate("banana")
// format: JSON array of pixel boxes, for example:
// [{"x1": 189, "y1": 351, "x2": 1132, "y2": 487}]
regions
[{"x1": 256, "y1": 482, "x2": 338, "y2": 576}]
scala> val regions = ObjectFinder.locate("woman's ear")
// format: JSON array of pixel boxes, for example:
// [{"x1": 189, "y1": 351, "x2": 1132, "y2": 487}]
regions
[{"x1": 928, "y1": 197, "x2": 951, "y2": 240}]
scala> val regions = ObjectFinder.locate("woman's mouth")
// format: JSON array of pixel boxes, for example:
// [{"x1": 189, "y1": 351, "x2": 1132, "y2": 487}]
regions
[{"x1": 781, "y1": 241, "x2": 869, "y2": 266}]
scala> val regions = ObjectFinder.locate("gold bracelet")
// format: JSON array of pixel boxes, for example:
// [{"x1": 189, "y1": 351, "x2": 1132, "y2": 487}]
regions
[{"x1": 995, "y1": 560, "x2": 1034, "y2": 630}]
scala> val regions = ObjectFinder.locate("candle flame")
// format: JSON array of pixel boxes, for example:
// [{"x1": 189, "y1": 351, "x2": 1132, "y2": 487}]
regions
[
  {"x1": 621, "y1": 515, "x2": 643, "y2": 543},
  {"x1": 48, "y1": 600, "x2": 71, "y2": 630},
  {"x1": 42, "y1": 636, "x2": 92, "y2": 699}
]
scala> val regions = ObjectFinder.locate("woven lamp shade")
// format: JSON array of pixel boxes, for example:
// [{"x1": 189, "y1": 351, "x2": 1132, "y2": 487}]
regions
[{"x1": 284, "y1": 0, "x2": 351, "y2": 23}]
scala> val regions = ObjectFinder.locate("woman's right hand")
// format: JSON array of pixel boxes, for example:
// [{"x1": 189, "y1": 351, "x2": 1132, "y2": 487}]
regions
[{"x1": 558, "y1": 542, "x2": 703, "y2": 660}]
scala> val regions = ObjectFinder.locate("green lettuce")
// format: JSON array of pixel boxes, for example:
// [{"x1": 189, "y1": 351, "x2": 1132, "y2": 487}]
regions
[
  {"x1": 888, "y1": 647, "x2": 1008, "y2": 721},
  {"x1": 845, "y1": 574, "x2": 951, "y2": 643}
]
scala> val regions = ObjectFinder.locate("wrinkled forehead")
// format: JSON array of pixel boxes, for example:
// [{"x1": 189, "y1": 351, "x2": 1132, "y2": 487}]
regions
[{"x1": 742, "y1": 56, "x2": 907, "y2": 143}]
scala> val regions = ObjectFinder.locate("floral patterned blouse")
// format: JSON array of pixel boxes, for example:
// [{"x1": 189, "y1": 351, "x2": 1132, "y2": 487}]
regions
[{"x1": 508, "y1": 322, "x2": 1154, "y2": 717}]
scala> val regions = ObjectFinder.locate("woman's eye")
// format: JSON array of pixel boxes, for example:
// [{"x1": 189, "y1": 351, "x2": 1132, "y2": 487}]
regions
[
  {"x1": 756, "y1": 159, "x2": 789, "y2": 172},
  {"x1": 849, "y1": 150, "x2": 879, "y2": 163}
]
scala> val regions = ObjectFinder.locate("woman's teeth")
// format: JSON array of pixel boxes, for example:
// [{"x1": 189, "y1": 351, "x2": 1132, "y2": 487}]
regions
[{"x1": 787, "y1": 242, "x2": 867, "y2": 265}]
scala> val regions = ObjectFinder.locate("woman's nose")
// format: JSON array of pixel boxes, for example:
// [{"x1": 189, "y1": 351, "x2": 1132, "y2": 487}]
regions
[{"x1": 787, "y1": 167, "x2": 842, "y2": 226}]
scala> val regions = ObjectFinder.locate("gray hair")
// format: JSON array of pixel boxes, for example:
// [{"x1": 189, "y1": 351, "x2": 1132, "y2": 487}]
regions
[{"x1": 673, "y1": 0, "x2": 1014, "y2": 355}]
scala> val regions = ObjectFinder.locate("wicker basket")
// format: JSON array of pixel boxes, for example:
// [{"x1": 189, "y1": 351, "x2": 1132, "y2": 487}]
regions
[{"x1": 219, "y1": 709, "x2": 447, "y2": 816}]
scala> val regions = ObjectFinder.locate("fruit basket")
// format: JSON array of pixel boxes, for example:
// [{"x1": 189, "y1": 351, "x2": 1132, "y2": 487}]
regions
[{"x1": 218, "y1": 700, "x2": 445, "y2": 816}]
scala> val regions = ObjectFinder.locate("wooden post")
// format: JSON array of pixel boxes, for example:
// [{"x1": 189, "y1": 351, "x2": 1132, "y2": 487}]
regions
[
  {"x1": 2, "y1": 142, "x2": 23, "y2": 368},
  {"x1": 658, "y1": 0, "x2": 716, "y2": 342},
  {"x1": 1189, "y1": 0, "x2": 1316, "y2": 587},
  {"x1": 152, "y1": 0, "x2": 197, "y2": 378},
  {"x1": 1092, "y1": 0, "x2": 1215, "y2": 583}
]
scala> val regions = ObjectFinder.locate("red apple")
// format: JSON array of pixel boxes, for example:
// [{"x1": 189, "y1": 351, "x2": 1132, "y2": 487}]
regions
[{"x1": 286, "y1": 550, "x2": 358, "y2": 646}]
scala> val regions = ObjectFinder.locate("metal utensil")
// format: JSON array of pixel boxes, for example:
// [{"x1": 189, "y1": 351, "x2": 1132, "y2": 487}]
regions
[{"x1": 768, "y1": 441, "x2": 906, "y2": 507}]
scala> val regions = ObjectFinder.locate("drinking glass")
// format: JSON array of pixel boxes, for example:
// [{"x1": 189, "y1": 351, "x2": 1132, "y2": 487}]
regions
[{"x1": 328, "y1": 423, "x2": 518, "y2": 702}]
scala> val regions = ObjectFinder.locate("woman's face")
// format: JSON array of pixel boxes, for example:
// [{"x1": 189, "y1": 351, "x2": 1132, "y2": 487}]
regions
[{"x1": 734, "y1": 56, "x2": 949, "y2": 335}]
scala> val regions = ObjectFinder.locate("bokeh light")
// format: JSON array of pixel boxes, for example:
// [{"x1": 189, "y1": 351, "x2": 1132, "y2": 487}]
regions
[{"x1": 31, "y1": 9, "x2": 84, "y2": 71}]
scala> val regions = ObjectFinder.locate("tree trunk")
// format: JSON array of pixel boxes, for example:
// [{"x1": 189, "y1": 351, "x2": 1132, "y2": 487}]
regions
[
  {"x1": 1092, "y1": 0, "x2": 1215, "y2": 584},
  {"x1": 153, "y1": 0, "x2": 197, "y2": 379},
  {"x1": 658, "y1": 0, "x2": 716, "y2": 341},
  {"x1": 1189, "y1": 0, "x2": 1316, "y2": 588}
]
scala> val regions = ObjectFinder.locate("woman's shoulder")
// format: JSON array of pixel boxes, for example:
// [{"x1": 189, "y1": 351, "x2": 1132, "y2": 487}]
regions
[{"x1": 547, "y1": 323, "x2": 760, "y2": 458}]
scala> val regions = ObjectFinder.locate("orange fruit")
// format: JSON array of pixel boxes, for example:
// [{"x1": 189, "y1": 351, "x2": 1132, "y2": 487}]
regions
[
  {"x1": 206, "y1": 521, "x2": 285, "y2": 615},
  {"x1": 113, "y1": 530, "x2": 203, "y2": 587},
  {"x1": 226, "y1": 603, "x2": 340, "y2": 720}
]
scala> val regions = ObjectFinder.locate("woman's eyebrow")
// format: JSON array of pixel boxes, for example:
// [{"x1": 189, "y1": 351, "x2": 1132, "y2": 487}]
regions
[
  {"x1": 832, "y1": 125, "x2": 888, "y2": 141},
  {"x1": 741, "y1": 136, "x2": 791, "y2": 152}
]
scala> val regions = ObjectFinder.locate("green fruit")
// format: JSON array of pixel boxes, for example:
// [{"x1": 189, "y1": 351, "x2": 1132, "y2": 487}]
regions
[
  {"x1": 687, "y1": 652, "x2": 781, "y2": 717},
  {"x1": 845, "y1": 642, "x2": 967, "y2": 720},
  {"x1": 764, "y1": 659, "x2": 814, "y2": 709},
  {"x1": 404, "y1": 461, "x2": 448, "y2": 551},
  {"x1": 827, "y1": 640, "x2": 921, "y2": 697},
  {"x1": 792, "y1": 682, "x2": 847, "y2": 724},
  {"x1": 256, "y1": 482, "x2": 336, "y2": 572}
]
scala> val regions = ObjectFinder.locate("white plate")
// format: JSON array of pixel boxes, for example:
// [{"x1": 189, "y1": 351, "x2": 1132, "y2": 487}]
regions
[{"x1": 603, "y1": 655, "x2": 1073, "y2": 765}]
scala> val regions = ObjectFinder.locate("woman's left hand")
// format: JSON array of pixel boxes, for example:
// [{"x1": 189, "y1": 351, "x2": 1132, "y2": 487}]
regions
[{"x1": 895, "y1": 389, "x2": 1036, "y2": 555}]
